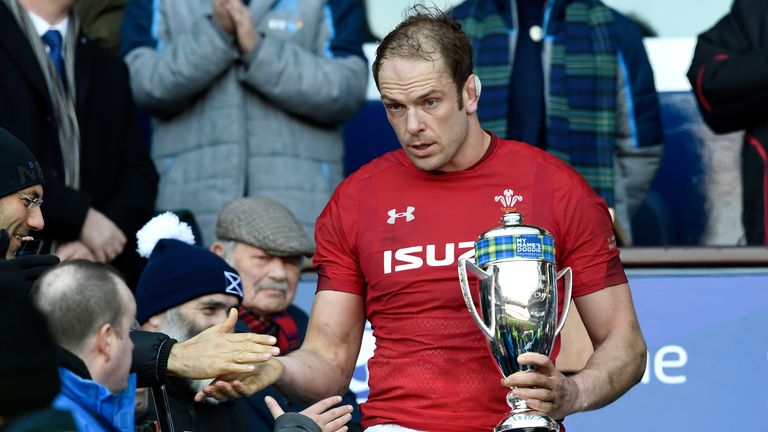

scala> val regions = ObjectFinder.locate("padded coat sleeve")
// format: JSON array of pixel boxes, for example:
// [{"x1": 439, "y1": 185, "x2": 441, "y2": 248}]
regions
[{"x1": 130, "y1": 330, "x2": 177, "y2": 388}]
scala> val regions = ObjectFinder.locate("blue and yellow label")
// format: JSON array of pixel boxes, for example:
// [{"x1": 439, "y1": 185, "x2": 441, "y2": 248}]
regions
[{"x1": 475, "y1": 234, "x2": 555, "y2": 266}]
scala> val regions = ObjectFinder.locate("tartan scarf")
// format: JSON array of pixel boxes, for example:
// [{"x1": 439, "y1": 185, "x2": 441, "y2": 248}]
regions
[
  {"x1": 455, "y1": 0, "x2": 617, "y2": 206},
  {"x1": 3, "y1": 0, "x2": 82, "y2": 190},
  {"x1": 239, "y1": 306, "x2": 300, "y2": 354}
]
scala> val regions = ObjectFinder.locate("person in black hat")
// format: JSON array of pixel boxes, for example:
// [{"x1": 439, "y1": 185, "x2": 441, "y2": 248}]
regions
[
  {"x1": 134, "y1": 212, "x2": 280, "y2": 432},
  {"x1": 0, "y1": 127, "x2": 60, "y2": 291},
  {"x1": 0, "y1": 0, "x2": 159, "y2": 289}
]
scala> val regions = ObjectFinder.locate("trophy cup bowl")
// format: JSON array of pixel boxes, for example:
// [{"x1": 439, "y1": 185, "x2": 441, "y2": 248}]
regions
[{"x1": 458, "y1": 212, "x2": 572, "y2": 432}]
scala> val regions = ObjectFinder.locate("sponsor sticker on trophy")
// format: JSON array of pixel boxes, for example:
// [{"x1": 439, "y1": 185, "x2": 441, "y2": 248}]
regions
[{"x1": 458, "y1": 212, "x2": 573, "y2": 432}]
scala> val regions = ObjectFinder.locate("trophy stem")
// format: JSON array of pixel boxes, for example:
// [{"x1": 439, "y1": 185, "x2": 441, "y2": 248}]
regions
[
  {"x1": 506, "y1": 390, "x2": 532, "y2": 414},
  {"x1": 497, "y1": 391, "x2": 560, "y2": 432}
]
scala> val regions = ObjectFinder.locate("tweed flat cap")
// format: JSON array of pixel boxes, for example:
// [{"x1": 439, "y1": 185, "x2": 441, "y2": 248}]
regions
[{"x1": 216, "y1": 197, "x2": 314, "y2": 257}]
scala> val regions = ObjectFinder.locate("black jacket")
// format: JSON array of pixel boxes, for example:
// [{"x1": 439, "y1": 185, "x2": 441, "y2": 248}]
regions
[
  {"x1": 687, "y1": 0, "x2": 768, "y2": 245},
  {"x1": 130, "y1": 330, "x2": 176, "y2": 389},
  {"x1": 136, "y1": 377, "x2": 252, "y2": 432},
  {"x1": 0, "y1": 4, "x2": 158, "y2": 285}
]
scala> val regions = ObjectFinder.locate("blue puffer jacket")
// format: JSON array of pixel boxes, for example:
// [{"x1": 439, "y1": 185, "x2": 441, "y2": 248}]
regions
[{"x1": 53, "y1": 368, "x2": 136, "y2": 432}]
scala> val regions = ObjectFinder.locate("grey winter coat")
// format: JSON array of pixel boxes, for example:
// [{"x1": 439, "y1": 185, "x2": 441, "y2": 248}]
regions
[{"x1": 121, "y1": 0, "x2": 368, "y2": 244}]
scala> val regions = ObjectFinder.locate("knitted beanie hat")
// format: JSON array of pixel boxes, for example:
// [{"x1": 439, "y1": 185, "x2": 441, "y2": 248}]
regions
[
  {"x1": 134, "y1": 213, "x2": 244, "y2": 324},
  {"x1": 0, "y1": 127, "x2": 44, "y2": 197}
]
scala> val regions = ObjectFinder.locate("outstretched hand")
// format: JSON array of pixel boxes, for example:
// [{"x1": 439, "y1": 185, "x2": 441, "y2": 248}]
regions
[
  {"x1": 193, "y1": 358, "x2": 284, "y2": 402},
  {"x1": 0, "y1": 229, "x2": 59, "y2": 292},
  {"x1": 168, "y1": 308, "x2": 279, "y2": 379},
  {"x1": 501, "y1": 353, "x2": 580, "y2": 420},
  {"x1": 267, "y1": 395, "x2": 353, "y2": 432}
]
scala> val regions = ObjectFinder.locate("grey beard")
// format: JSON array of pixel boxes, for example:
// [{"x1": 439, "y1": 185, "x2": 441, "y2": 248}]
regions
[{"x1": 158, "y1": 309, "x2": 217, "y2": 402}]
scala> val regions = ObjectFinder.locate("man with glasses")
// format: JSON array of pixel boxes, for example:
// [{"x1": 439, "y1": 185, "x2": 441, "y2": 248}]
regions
[
  {"x1": 0, "y1": 127, "x2": 287, "y2": 405},
  {"x1": 0, "y1": 0, "x2": 158, "y2": 289},
  {"x1": 0, "y1": 127, "x2": 60, "y2": 289}
]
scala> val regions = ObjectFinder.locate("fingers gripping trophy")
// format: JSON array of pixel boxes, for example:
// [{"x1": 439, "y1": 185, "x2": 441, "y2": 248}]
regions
[{"x1": 458, "y1": 212, "x2": 573, "y2": 432}]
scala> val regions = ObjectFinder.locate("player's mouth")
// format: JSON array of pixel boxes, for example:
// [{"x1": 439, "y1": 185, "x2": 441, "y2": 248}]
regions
[{"x1": 409, "y1": 142, "x2": 436, "y2": 156}]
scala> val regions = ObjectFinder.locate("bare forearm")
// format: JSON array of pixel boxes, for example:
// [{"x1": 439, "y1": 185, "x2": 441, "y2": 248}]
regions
[
  {"x1": 567, "y1": 327, "x2": 646, "y2": 415},
  {"x1": 275, "y1": 348, "x2": 354, "y2": 403}
]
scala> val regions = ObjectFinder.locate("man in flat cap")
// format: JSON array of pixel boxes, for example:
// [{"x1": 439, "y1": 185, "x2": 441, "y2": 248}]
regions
[{"x1": 211, "y1": 196, "x2": 362, "y2": 432}]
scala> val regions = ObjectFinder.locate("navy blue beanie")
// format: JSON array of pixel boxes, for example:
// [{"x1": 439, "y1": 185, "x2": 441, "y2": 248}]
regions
[
  {"x1": 135, "y1": 239, "x2": 244, "y2": 324},
  {"x1": 0, "y1": 127, "x2": 44, "y2": 197}
]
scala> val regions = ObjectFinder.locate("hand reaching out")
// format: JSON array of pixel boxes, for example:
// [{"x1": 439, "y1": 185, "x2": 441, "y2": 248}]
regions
[
  {"x1": 193, "y1": 358, "x2": 284, "y2": 402},
  {"x1": 267, "y1": 395, "x2": 353, "y2": 432},
  {"x1": 169, "y1": 308, "x2": 279, "y2": 380}
]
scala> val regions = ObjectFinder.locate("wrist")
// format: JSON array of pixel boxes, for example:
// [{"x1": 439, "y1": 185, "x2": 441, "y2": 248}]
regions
[
  {"x1": 163, "y1": 338, "x2": 184, "y2": 380},
  {"x1": 240, "y1": 31, "x2": 261, "y2": 56}
]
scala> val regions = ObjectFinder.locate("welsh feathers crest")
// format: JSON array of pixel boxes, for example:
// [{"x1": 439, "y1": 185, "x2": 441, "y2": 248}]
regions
[{"x1": 494, "y1": 189, "x2": 523, "y2": 213}]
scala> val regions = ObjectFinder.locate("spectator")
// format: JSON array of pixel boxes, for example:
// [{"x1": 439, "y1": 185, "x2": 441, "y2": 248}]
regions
[
  {"x1": 120, "y1": 0, "x2": 369, "y2": 245},
  {"x1": 0, "y1": 127, "x2": 59, "y2": 291},
  {"x1": 209, "y1": 197, "x2": 362, "y2": 431},
  {"x1": 0, "y1": 0, "x2": 159, "y2": 288},
  {"x1": 0, "y1": 283, "x2": 76, "y2": 431},
  {"x1": 0, "y1": 129, "x2": 282, "y2": 399},
  {"x1": 451, "y1": 0, "x2": 664, "y2": 244},
  {"x1": 208, "y1": 7, "x2": 647, "y2": 431},
  {"x1": 687, "y1": 0, "x2": 768, "y2": 245},
  {"x1": 133, "y1": 212, "x2": 265, "y2": 431},
  {"x1": 132, "y1": 215, "x2": 354, "y2": 432},
  {"x1": 30, "y1": 260, "x2": 138, "y2": 432}
]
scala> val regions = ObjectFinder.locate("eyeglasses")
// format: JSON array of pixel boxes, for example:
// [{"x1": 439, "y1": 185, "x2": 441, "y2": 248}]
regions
[{"x1": 18, "y1": 191, "x2": 43, "y2": 210}]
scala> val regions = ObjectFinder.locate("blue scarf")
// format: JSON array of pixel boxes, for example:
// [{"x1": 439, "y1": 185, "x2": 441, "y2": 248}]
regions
[{"x1": 454, "y1": 0, "x2": 618, "y2": 205}]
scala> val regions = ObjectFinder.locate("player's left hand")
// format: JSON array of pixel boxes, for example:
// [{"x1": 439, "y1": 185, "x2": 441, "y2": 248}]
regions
[{"x1": 501, "y1": 352, "x2": 580, "y2": 420}]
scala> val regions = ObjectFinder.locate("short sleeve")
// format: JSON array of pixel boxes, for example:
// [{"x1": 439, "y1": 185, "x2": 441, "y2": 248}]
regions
[
  {"x1": 313, "y1": 182, "x2": 366, "y2": 296},
  {"x1": 554, "y1": 172, "x2": 628, "y2": 297}
]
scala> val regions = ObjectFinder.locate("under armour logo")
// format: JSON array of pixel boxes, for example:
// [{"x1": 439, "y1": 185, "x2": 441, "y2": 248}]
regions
[
  {"x1": 224, "y1": 271, "x2": 243, "y2": 298},
  {"x1": 387, "y1": 207, "x2": 415, "y2": 224}
]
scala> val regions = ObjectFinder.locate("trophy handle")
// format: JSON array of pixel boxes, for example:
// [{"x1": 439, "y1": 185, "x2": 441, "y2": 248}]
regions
[
  {"x1": 554, "y1": 266, "x2": 573, "y2": 336},
  {"x1": 457, "y1": 258, "x2": 495, "y2": 340}
]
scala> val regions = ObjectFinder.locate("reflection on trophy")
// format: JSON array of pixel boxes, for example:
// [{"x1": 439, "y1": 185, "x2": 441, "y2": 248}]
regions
[{"x1": 458, "y1": 212, "x2": 573, "y2": 432}]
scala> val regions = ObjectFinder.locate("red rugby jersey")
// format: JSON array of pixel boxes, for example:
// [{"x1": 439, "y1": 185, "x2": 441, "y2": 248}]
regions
[{"x1": 314, "y1": 135, "x2": 626, "y2": 431}]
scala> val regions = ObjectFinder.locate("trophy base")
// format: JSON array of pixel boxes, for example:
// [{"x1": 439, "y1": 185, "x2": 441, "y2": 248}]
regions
[{"x1": 495, "y1": 413, "x2": 560, "y2": 432}]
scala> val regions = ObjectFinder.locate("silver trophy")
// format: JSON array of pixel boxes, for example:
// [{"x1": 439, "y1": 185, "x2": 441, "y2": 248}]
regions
[{"x1": 458, "y1": 212, "x2": 572, "y2": 432}]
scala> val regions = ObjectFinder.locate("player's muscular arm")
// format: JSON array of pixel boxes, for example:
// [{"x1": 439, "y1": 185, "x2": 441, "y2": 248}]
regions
[
  {"x1": 505, "y1": 283, "x2": 646, "y2": 419},
  {"x1": 566, "y1": 283, "x2": 647, "y2": 414},
  {"x1": 275, "y1": 290, "x2": 366, "y2": 402}
]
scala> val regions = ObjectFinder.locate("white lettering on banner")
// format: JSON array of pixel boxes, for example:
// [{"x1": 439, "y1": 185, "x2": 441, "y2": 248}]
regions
[
  {"x1": 641, "y1": 345, "x2": 688, "y2": 385},
  {"x1": 383, "y1": 242, "x2": 475, "y2": 274}
]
